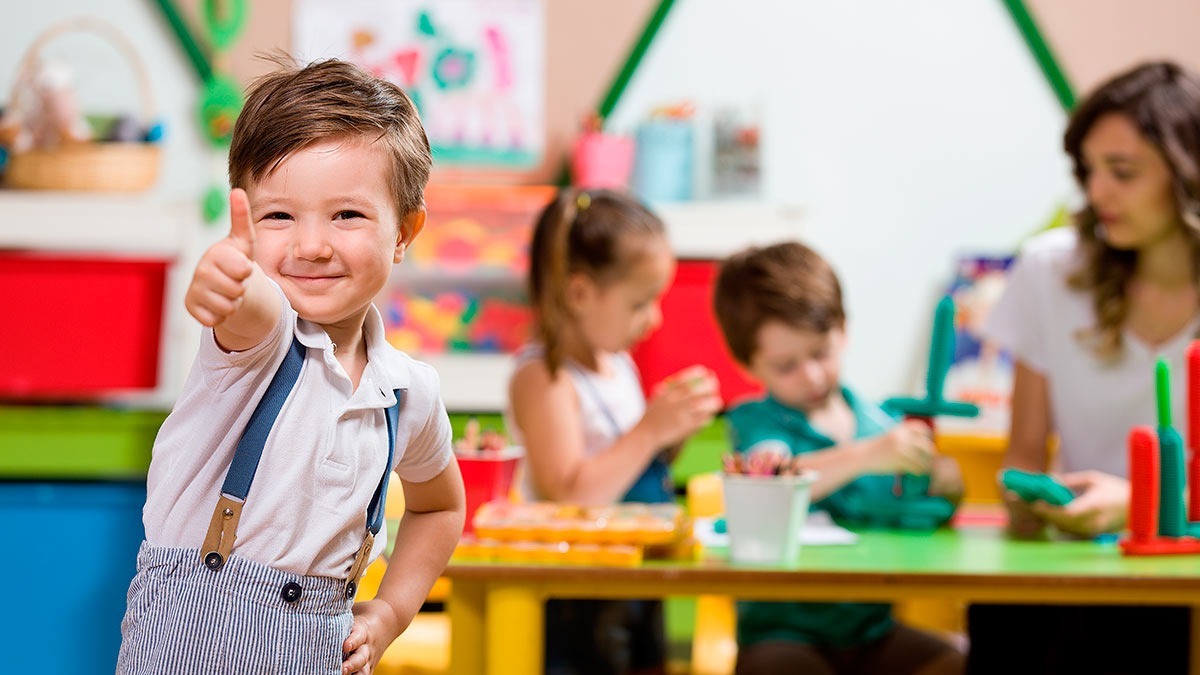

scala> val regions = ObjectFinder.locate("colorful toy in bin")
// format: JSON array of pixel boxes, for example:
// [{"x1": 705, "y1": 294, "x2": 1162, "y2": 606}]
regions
[
  {"x1": 454, "y1": 419, "x2": 521, "y2": 535},
  {"x1": 884, "y1": 296, "x2": 979, "y2": 498},
  {"x1": 1120, "y1": 349, "x2": 1200, "y2": 555}
]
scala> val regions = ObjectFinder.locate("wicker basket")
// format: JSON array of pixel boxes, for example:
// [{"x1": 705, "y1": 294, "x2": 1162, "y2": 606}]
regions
[{"x1": 3, "y1": 18, "x2": 161, "y2": 192}]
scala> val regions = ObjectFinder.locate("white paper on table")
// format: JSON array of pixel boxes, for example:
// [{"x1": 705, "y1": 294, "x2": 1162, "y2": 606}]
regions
[{"x1": 693, "y1": 510, "x2": 858, "y2": 548}]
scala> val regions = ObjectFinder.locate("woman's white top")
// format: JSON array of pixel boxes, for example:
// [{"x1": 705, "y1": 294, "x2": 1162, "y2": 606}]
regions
[{"x1": 983, "y1": 227, "x2": 1198, "y2": 477}]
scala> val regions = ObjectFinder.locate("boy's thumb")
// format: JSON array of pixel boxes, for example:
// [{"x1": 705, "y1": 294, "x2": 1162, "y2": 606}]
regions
[{"x1": 228, "y1": 188, "x2": 256, "y2": 256}]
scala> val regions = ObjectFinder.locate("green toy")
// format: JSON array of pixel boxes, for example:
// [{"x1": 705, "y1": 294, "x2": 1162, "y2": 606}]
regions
[
  {"x1": 1000, "y1": 468, "x2": 1074, "y2": 507},
  {"x1": 1156, "y1": 358, "x2": 1187, "y2": 537},
  {"x1": 884, "y1": 296, "x2": 979, "y2": 498}
]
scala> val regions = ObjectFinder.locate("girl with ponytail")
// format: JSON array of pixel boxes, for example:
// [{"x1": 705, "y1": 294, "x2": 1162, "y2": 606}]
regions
[{"x1": 506, "y1": 188, "x2": 721, "y2": 674}]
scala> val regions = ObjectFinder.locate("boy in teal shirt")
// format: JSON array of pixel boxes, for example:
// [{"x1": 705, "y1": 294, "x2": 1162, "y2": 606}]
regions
[{"x1": 713, "y1": 242, "x2": 964, "y2": 675}]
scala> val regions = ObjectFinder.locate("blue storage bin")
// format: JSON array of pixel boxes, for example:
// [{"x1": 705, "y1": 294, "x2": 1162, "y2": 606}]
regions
[
  {"x1": 0, "y1": 481, "x2": 145, "y2": 674},
  {"x1": 632, "y1": 119, "x2": 695, "y2": 202}
]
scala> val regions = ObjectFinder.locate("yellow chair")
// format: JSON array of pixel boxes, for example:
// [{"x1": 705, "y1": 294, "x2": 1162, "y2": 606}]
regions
[
  {"x1": 687, "y1": 472, "x2": 738, "y2": 675},
  {"x1": 366, "y1": 480, "x2": 452, "y2": 675}
]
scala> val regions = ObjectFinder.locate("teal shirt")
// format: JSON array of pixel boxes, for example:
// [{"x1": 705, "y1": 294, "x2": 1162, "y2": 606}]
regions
[{"x1": 725, "y1": 387, "x2": 899, "y2": 648}]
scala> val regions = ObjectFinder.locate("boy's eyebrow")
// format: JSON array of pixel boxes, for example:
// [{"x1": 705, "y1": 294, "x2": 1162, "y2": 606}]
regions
[{"x1": 251, "y1": 194, "x2": 380, "y2": 210}]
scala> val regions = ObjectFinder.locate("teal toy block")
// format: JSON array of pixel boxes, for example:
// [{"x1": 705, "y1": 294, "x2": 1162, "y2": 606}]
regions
[{"x1": 1000, "y1": 468, "x2": 1074, "y2": 507}]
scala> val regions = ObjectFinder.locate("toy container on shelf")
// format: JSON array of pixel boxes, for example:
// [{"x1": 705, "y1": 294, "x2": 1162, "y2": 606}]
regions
[
  {"x1": 0, "y1": 480, "x2": 146, "y2": 674},
  {"x1": 722, "y1": 472, "x2": 815, "y2": 565},
  {"x1": 2, "y1": 18, "x2": 161, "y2": 192},
  {"x1": 457, "y1": 447, "x2": 523, "y2": 534},
  {"x1": 632, "y1": 116, "x2": 694, "y2": 202},
  {"x1": 0, "y1": 251, "x2": 168, "y2": 399},
  {"x1": 571, "y1": 127, "x2": 634, "y2": 190}
]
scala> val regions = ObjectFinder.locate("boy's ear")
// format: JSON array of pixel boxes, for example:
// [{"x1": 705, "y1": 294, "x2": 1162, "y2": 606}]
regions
[{"x1": 394, "y1": 208, "x2": 427, "y2": 263}]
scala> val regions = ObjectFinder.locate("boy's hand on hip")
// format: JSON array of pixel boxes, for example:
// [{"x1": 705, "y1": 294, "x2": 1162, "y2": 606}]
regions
[
  {"x1": 185, "y1": 188, "x2": 257, "y2": 327},
  {"x1": 342, "y1": 598, "x2": 404, "y2": 675}
]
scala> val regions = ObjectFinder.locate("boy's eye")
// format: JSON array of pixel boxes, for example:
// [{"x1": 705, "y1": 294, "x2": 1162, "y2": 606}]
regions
[
  {"x1": 1113, "y1": 169, "x2": 1136, "y2": 182},
  {"x1": 263, "y1": 212, "x2": 292, "y2": 221},
  {"x1": 335, "y1": 210, "x2": 366, "y2": 220}
]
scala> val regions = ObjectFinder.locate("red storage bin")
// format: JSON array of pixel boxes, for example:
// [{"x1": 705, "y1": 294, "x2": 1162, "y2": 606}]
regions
[
  {"x1": 0, "y1": 252, "x2": 168, "y2": 399},
  {"x1": 631, "y1": 259, "x2": 763, "y2": 408}
]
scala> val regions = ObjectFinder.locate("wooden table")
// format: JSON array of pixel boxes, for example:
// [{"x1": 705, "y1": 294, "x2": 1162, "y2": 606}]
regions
[{"x1": 443, "y1": 526, "x2": 1200, "y2": 674}]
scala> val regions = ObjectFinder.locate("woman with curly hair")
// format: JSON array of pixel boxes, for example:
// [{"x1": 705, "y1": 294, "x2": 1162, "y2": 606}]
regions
[{"x1": 966, "y1": 61, "x2": 1200, "y2": 674}]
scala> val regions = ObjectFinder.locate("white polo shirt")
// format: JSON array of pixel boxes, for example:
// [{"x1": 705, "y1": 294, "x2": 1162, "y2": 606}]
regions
[
  {"x1": 143, "y1": 282, "x2": 453, "y2": 578},
  {"x1": 984, "y1": 227, "x2": 1197, "y2": 477}
]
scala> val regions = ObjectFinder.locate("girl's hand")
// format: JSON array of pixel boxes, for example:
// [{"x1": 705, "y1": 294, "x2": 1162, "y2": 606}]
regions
[
  {"x1": 342, "y1": 598, "x2": 404, "y2": 675},
  {"x1": 639, "y1": 365, "x2": 722, "y2": 448},
  {"x1": 860, "y1": 420, "x2": 935, "y2": 475},
  {"x1": 1031, "y1": 470, "x2": 1129, "y2": 537}
]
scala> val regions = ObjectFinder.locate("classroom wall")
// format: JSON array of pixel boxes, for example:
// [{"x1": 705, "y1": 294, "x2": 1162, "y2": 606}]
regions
[{"x1": 6, "y1": 1, "x2": 1200, "y2": 406}]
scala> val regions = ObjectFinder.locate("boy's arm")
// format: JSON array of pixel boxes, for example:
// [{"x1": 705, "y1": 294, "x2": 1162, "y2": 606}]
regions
[
  {"x1": 788, "y1": 420, "x2": 935, "y2": 502},
  {"x1": 184, "y1": 189, "x2": 279, "y2": 352},
  {"x1": 341, "y1": 460, "x2": 465, "y2": 674}
]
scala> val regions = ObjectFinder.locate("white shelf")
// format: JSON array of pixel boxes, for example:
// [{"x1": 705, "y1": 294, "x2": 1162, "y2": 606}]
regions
[
  {"x1": 419, "y1": 352, "x2": 514, "y2": 412},
  {"x1": 0, "y1": 190, "x2": 187, "y2": 255},
  {"x1": 655, "y1": 200, "x2": 805, "y2": 259}
]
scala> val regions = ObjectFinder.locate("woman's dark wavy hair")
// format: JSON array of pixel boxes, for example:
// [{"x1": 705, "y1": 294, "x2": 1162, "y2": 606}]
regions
[{"x1": 1063, "y1": 61, "x2": 1200, "y2": 361}]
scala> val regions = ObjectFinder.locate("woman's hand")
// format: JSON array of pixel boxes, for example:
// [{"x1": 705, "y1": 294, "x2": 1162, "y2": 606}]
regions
[{"x1": 1031, "y1": 470, "x2": 1129, "y2": 537}]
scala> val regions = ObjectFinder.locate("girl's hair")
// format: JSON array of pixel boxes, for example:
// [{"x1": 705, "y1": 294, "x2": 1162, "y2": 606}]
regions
[
  {"x1": 1063, "y1": 61, "x2": 1200, "y2": 360},
  {"x1": 229, "y1": 57, "x2": 431, "y2": 218},
  {"x1": 528, "y1": 188, "x2": 666, "y2": 374},
  {"x1": 713, "y1": 241, "x2": 845, "y2": 366}
]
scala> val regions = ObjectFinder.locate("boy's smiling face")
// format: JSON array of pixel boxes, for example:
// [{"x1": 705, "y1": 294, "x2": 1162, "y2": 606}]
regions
[
  {"x1": 246, "y1": 135, "x2": 423, "y2": 332},
  {"x1": 747, "y1": 320, "x2": 846, "y2": 414}
]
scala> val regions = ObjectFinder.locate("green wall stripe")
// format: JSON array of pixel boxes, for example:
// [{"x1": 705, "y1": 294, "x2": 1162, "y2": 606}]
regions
[
  {"x1": 151, "y1": 0, "x2": 214, "y2": 83},
  {"x1": 597, "y1": 0, "x2": 678, "y2": 119},
  {"x1": 1001, "y1": 0, "x2": 1075, "y2": 111}
]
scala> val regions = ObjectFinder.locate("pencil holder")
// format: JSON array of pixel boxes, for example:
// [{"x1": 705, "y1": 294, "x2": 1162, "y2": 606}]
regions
[
  {"x1": 3, "y1": 17, "x2": 161, "y2": 191},
  {"x1": 722, "y1": 472, "x2": 815, "y2": 565}
]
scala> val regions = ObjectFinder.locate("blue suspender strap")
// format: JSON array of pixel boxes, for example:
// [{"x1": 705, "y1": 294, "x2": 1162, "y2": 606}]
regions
[
  {"x1": 344, "y1": 388, "x2": 405, "y2": 598},
  {"x1": 201, "y1": 338, "x2": 305, "y2": 571}
]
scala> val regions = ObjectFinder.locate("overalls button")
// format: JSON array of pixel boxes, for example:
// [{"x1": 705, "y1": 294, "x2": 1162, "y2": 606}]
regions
[{"x1": 281, "y1": 581, "x2": 303, "y2": 603}]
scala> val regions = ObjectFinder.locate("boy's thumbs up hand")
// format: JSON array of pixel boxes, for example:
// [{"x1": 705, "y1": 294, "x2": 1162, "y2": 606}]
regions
[
  {"x1": 184, "y1": 189, "x2": 259, "y2": 327},
  {"x1": 226, "y1": 187, "x2": 256, "y2": 258}
]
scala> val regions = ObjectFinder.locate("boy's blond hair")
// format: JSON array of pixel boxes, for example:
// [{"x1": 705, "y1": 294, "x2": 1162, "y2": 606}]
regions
[
  {"x1": 228, "y1": 58, "x2": 432, "y2": 218},
  {"x1": 713, "y1": 241, "x2": 845, "y2": 365}
]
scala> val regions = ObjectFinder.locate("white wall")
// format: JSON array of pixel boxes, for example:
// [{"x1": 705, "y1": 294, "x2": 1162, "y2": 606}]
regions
[{"x1": 608, "y1": 0, "x2": 1076, "y2": 401}]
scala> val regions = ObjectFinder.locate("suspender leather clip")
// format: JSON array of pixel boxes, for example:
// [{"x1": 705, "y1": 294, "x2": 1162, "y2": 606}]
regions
[
  {"x1": 201, "y1": 494, "x2": 244, "y2": 571},
  {"x1": 344, "y1": 531, "x2": 376, "y2": 598}
]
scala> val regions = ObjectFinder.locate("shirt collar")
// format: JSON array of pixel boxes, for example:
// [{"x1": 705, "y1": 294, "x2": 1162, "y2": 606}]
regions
[{"x1": 293, "y1": 304, "x2": 410, "y2": 408}]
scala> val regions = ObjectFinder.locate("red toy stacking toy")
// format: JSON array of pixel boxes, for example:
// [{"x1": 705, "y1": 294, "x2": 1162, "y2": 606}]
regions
[{"x1": 1120, "y1": 344, "x2": 1200, "y2": 555}]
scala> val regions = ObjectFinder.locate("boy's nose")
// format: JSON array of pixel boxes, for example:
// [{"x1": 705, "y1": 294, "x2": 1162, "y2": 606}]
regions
[{"x1": 295, "y1": 222, "x2": 333, "y2": 259}]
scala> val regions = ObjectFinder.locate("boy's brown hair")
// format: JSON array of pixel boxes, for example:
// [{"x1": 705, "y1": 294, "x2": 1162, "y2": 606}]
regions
[
  {"x1": 713, "y1": 241, "x2": 845, "y2": 365},
  {"x1": 228, "y1": 58, "x2": 432, "y2": 218}
]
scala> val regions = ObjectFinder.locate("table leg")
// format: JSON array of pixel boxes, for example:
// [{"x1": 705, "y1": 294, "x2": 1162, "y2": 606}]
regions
[
  {"x1": 449, "y1": 579, "x2": 485, "y2": 675},
  {"x1": 485, "y1": 584, "x2": 543, "y2": 675}
]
